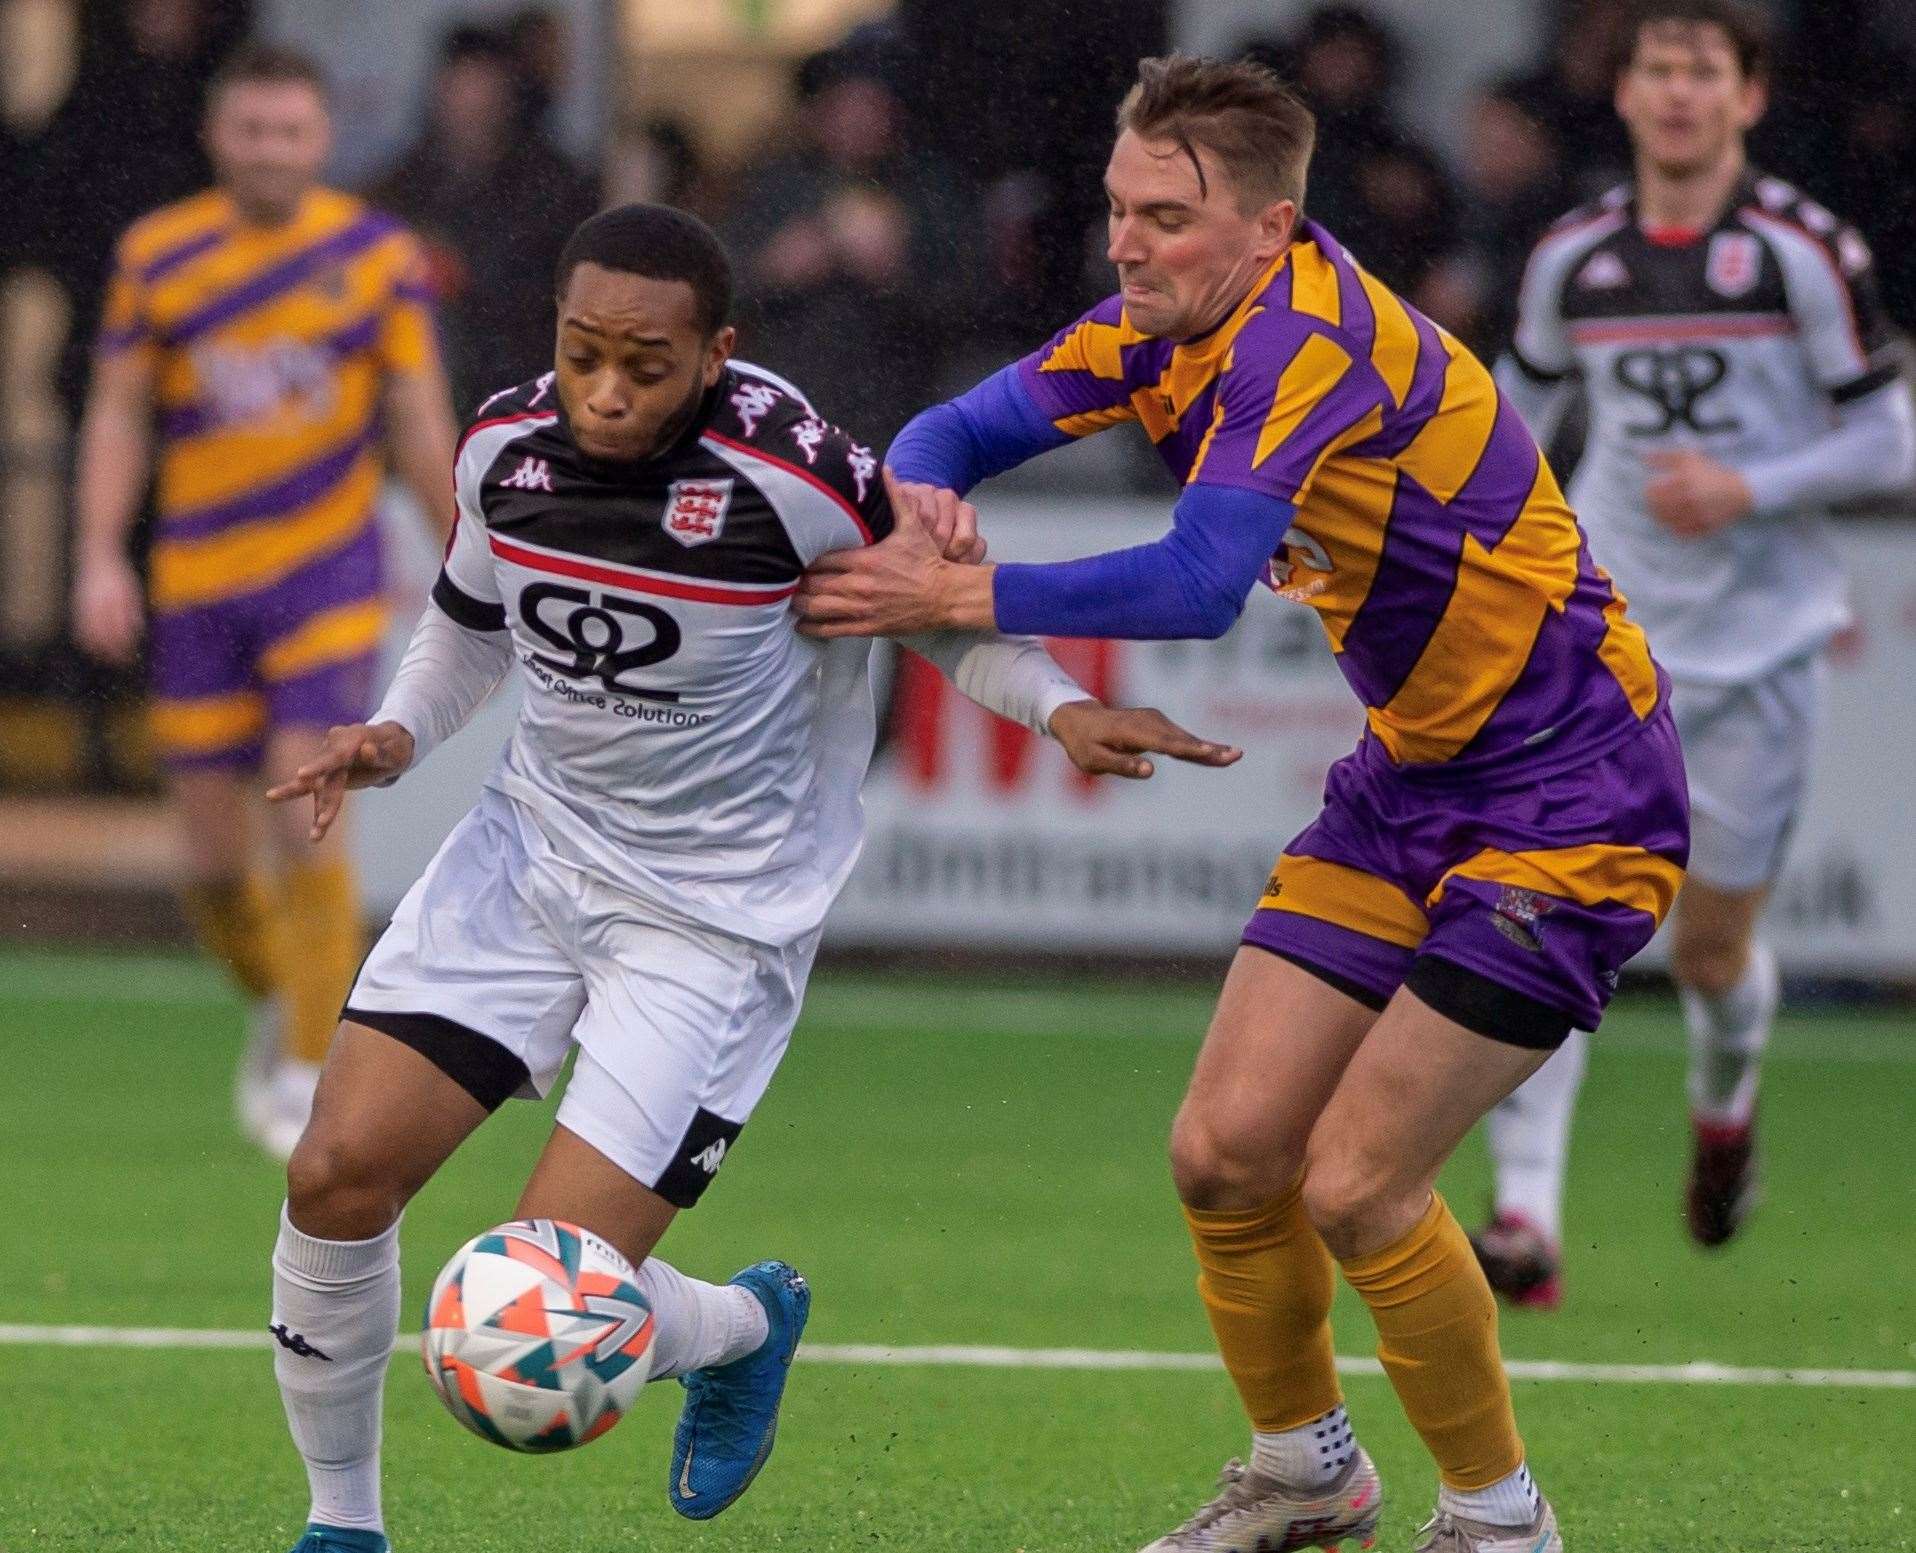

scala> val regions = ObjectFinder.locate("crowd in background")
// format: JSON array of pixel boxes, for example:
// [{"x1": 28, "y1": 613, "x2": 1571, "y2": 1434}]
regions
[
  {"x1": 4, "y1": 0, "x2": 1916, "y2": 787},
  {"x1": 13, "y1": 0, "x2": 1916, "y2": 455}
]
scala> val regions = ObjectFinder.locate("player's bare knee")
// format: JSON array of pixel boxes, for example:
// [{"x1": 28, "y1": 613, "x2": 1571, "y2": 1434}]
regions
[
  {"x1": 1168, "y1": 1112, "x2": 1299, "y2": 1212},
  {"x1": 285, "y1": 1128, "x2": 405, "y2": 1240},
  {"x1": 1299, "y1": 1153, "x2": 1414, "y2": 1259},
  {"x1": 1672, "y1": 930, "x2": 1747, "y2": 997}
]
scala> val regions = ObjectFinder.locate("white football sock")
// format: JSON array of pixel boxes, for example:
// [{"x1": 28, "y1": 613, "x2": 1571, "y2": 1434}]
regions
[
  {"x1": 1485, "y1": 1030, "x2": 1588, "y2": 1242},
  {"x1": 1249, "y1": 1403, "x2": 1355, "y2": 1491},
  {"x1": 636, "y1": 1258, "x2": 769, "y2": 1381},
  {"x1": 271, "y1": 1205, "x2": 400, "y2": 1534},
  {"x1": 1683, "y1": 940, "x2": 1778, "y2": 1127},
  {"x1": 1440, "y1": 1461, "x2": 1541, "y2": 1527}
]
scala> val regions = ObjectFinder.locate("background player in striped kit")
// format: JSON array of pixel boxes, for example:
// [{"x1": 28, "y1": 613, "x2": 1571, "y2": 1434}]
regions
[
  {"x1": 1478, "y1": 0, "x2": 1916, "y2": 1303},
  {"x1": 70, "y1": 46, "x2": 458, "y2": 1160},
  {"x1": 797, "y1": 53, "x2": 1690, "y2": 1553}
]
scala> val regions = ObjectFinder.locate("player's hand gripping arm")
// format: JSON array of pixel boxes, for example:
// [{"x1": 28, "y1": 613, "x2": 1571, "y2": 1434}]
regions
[
  {"x1": 70, "y1": 347, "x2": 155, "y2": 662},
  {"x1": 265, "y1": 601, "x2": 513, "y2": 840},
  {"x1": 796, "y1": 477, "x2": 1297, "y2": 642},
  {"x1": 900, "y1": 628, "x2": 1242, "y2": 780}
]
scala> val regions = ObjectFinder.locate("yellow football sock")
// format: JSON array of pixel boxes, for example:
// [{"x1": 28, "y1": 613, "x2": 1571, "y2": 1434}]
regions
[
  {"x1": 277, "y1": 857, "x2": 362, "y2": 1065},
  {"x1": 1185, "y1": 1184, "x2": 1343, "y2": 1432},
  {"x1": 180, "y1": 876, "x2": 281, "y2": 1002},
  {"x1": 1338, "y1": 1192, "x2": 1524, "y2": 1490}
]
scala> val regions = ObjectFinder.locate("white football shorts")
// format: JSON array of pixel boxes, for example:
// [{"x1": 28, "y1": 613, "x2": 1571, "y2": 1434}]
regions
[
  {"x1": 345, "y1": 788, "x2": 820, "y2": 1207},
  {"x1": 1669, "y1": 652, "x2": 1826, "y2": 893}
]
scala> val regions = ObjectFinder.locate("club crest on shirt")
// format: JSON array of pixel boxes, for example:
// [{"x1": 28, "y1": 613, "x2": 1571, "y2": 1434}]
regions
[
  {"x1": 662, "y1": 477, "x2": 734, "y2": 547},
  {"x1": 1706, "y1": 232, "x2": 1761, "y2": 298}
]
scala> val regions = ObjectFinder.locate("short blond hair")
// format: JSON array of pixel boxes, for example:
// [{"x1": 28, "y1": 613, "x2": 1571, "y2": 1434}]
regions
[{"x1": 1117, "y1": 54, "x2": 1315, "y2": 215}]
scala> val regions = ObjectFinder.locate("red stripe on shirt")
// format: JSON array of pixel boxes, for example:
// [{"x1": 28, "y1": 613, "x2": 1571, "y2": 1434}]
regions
[
  {"x1": 702, "y1": 431, "x2": 875, "y2": 543},
  {"x1": 488, "y1": 534, "x2": 798, "y2": 606},
  {"x1": 456, "y1": 409, "x2": 556, "y2": 462},
  {"x1": 1568, "y1": 317, "x2": 1796, "y2": 344}
]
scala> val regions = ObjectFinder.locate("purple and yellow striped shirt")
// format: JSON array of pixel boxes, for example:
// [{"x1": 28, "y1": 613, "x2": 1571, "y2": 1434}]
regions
[
  {"x1": 99, "y1": 187, "x2": 437, "y2": 614},
  {"x1": 1016, "y1": 219, "x2": 1664, "y2": 777}
]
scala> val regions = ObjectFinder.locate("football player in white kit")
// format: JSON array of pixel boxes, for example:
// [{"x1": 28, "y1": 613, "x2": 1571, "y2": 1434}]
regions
[
  {"x1": 1476, "y1": 0, "x2": 1916, "y2": 1304},
  {"x1": 259, "y1": 204, "x2": 1240, "y2": 1553}
]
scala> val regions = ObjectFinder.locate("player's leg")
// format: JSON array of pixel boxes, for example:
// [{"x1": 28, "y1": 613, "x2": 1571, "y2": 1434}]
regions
[
  {"x1": 552, "y1": 898, "x2": 820, "y2": 1520},
  {"x1": 258, "y1": 721, "x2": 367, "y2": 1155},
  {"x1": 1669, "y1": 656, "x2": 1819, "y2": 1245},
  {"x1": 255, "y1": 562, "x2": 387, "y2": 1154},
  {"x1": 1142, "y1": 853, "x2": 1417, "y2": 1552},
  {"x1": 149, "y1": 602, "x2": 289, "y2": 1143},
  {"x1": 1302, "y1": 977, "x2": 1556, "y2": 1546},
  {"x1": 1313, "y1": 714, "x2": 1688, "y2": 1551},
  {"x1": 274, "y1": 1022, "x2": 495, "y2": 1553},
  {"x1": 1473, "y1": 1030, "x2": 1588, "y2": 1308},
  {"x1": 1671, "y1": 879, "x2": 1773, "y2": 1244},
  {"x1": 276, "y1": 793, "x2": 585, "y2": 1552},
  {"x1": 514, "y1": 1119, "x2": 781, "y2": 1438}
]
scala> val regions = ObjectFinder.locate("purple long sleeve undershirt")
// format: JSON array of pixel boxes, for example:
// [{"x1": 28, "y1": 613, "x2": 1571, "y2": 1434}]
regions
[{"x1": 888, "y1": 366, "x2": 1296, "y2": 640}]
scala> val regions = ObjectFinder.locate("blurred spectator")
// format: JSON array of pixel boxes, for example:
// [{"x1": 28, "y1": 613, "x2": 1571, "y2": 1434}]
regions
[
  {"x1": 1502, "y1": 0, "x2": 1633, "y2": 202},
  {"x1": 1814, "y1": 51, "x2": 1916, "y2": 333},
  {"x1": 604, "y1": 115, "x2": 710, "y2": 217},
  {"x1": 367, "y1": 24, "x2": 597, "y2": 414},
  {"x1": 503, "y1": 6, "x2": 567, "y2": 140},
  {"x1": 25, "y1": 0, "x2": 245, "y2": 419},
  {"x1": 895, "y1": 0, "x2": 1169, "y2": 339},
  {"x1": 1242, "y1": 5, "x2": 1462, "y2": 314},
  {"x1": 723, "y1": 33, "x2": 977, "y2": 448},
  {"x1": 1438, "y1": 77, "x2": 1572, "y2": 356}
]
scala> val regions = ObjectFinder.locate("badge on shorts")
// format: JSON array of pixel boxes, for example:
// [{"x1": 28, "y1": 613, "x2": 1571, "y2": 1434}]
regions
[
  {"x1": 1491, "y1": 886, "x2": 1557, "y2": 953},
  {"x1": 1706, "y1": 232, "x2": 1761, "y2": 298},
  {"x1": 662, "y1": 478, "x2": 733, "y2": 547}
]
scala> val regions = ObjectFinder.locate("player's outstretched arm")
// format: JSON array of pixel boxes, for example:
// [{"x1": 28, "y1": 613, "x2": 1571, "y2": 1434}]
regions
[
  {"x1": 266, "y1": 722, "x2": 416, "y2": 843},
  {"x1": 888, "y1": 362, "x2": 1075, "y2": 497},
  {"x1": 1047, "y1": 701, "x2": 1242, "y2": 780},
  {"x1": 796, "y1": 480, "x2": 1295, "y2": 642}
]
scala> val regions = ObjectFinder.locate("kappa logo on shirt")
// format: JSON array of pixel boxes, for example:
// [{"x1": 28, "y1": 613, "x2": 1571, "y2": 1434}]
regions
[
  {"x1": 662, "y1": 477, "x2": 734, "y2": 547},
  {"x1": 500, "y1": 455, "x2": 554, "y2": 492},
  {"x1": 1576, "y1": 251, "x2": 1630, "y2": 291}
]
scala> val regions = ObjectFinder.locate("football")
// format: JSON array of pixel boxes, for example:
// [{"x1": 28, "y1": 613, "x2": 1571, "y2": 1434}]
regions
[{"x1": 421, "y1": 1218, "x2": 655, "y2": 1453}]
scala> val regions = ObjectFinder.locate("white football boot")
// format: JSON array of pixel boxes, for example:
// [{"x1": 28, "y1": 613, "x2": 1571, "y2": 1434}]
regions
[
  {"x1": 1411, "y1": 1499, "x2": 1562, "y2": 1553},
  {"x1": 1140, "y1": 1449, "x2": 1383, "y2": 1551}
]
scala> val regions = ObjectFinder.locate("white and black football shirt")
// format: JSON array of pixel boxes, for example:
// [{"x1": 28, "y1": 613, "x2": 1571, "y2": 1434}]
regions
[
  {"x1": 1504, "y1": 172, "x2": 1899, "y2": 682},
  {"x1": 436, "y1": 363, "x2": 899, "y2": 947}
]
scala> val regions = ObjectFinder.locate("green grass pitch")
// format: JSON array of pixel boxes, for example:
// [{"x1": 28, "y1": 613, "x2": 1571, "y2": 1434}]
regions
[{"x1": 0, "y1": 949, "x2": 1911, "y2": 1550}]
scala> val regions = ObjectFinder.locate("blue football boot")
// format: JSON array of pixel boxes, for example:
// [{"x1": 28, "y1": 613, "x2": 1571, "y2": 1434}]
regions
[
  {"x1": 668, "y1": 1259, "x2": 811, "y2": 1519},
  {"x1": 287, "y1": 1526, "x2": 388, "y2": 1553}
]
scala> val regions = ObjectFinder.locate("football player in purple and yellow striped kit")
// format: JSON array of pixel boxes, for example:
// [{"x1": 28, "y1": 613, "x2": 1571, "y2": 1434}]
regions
[
  {"x1": 71, "y1": 46, "x2": 457, "y2": 1159},
  {"x1": 797, "y1": 54, "x2": 1689, "y2": 1553}
]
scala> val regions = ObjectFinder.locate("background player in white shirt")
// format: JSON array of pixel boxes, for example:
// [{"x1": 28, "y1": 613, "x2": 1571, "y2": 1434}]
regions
[
  {"x1": 258, "y1": 204, "x2": 1239, "y2": 1553},
  {"x1": 1480, "y1": 0, "x2": 1916, "y2": 1302}
]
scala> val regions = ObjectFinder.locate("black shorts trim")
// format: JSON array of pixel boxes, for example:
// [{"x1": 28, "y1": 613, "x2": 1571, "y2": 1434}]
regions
[
  {"x1": 1253, "y1": 945, "x2": 1392, "y2": 1013},
  {"x1": 1403, "y1": 955, "x2": 1575, "y2": 1050},
  {"x1": 342, "y1": 1007, "x2": 530, "y2": 1111}
]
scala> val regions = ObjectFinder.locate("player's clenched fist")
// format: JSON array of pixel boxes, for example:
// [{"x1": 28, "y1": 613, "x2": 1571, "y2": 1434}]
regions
[
  {"x1": 265, "y1": 721, "x2": 416, "y2": 842},
  {"x1": 1047, "y1": 700, "x2": 1242, "y2": 780}
]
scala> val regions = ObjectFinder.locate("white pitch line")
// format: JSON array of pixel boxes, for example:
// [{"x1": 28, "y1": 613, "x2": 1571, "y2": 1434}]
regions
[{"x1": 2, "y1": 1325, "x2": 1911, "y2": 1390}]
